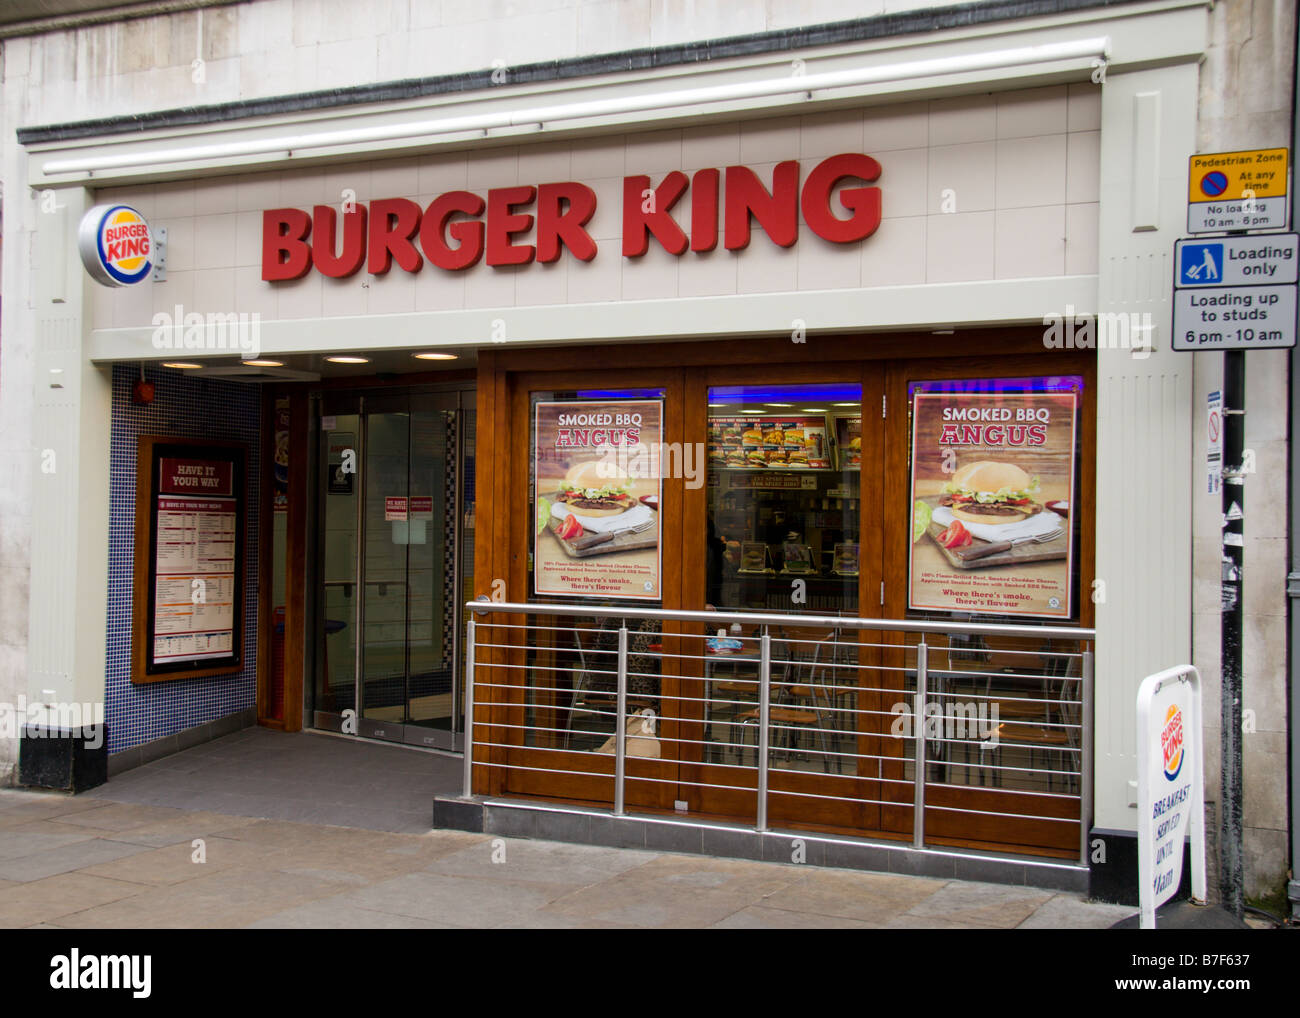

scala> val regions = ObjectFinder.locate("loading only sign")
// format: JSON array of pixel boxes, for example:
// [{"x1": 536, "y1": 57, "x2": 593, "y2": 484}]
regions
[
  {"x1": 1187, "y1": 148, "x2": 1289, "y2": 233},
  {"x1": 1172, "y1": 234, "x2": 1298, "y2": 351}
]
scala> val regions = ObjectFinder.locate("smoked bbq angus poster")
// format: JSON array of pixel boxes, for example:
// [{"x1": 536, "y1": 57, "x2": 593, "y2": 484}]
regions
[
  {"x1": 908, "y1": 379, "x2": 1080, "y2": 619},
  {"x1": 533, "y1": 400, "x2": 663, "y2": 601}
]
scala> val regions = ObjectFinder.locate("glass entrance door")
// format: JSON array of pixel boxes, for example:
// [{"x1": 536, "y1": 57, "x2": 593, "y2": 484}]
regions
[{"x1": 313, "y1": 390, "x2": 473, "y2": 751}]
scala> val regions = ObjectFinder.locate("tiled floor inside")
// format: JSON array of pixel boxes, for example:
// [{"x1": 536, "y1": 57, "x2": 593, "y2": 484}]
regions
[{"x1": 87, "y1": 726, "x2": 461, "y2": 834}]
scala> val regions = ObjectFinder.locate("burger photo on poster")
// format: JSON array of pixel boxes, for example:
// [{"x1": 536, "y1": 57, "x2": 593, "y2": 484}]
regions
[
  {"x1": 555, "y1": 459, "x2": 637, "y2": 518},
  {"x1": 940, "y1": 461, "x2": 1043, "y2": 526}
]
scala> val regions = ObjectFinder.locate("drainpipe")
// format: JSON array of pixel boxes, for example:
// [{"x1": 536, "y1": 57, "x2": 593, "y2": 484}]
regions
[{"x1": 1288, "y1": 0, "x2": 1300, "y2": 924}]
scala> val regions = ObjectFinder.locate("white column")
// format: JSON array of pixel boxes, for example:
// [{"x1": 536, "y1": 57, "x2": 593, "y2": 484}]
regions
[
  {"x1": 25, "y1": 186, "x2": 113, "y2": 736},
  {"x1": 1092, "y1": 62, "x2": 1201, "y2": 832}
]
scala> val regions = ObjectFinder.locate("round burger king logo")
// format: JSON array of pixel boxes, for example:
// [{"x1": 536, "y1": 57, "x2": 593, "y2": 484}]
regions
[
  {"x1": 1160, "y1": 703, "x2": 1184, "y2": 781},
  {"x1": 78, "y1": 204, "x2": 153, "y2": 286}
]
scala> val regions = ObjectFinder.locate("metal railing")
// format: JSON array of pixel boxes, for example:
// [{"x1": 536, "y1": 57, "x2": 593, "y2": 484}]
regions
[{"x1": 463, "y1": 600, "x2": 1094, "y2": 863}]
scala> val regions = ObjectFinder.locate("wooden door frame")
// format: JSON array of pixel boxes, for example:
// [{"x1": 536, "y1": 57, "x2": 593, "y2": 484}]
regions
[
  {"x1": 468, "y1": 359, "x2": 685, "y2": 802},
  {"x1": 882, "y1": 350, "x2": 1097, "y2": 855},
  {"x1": 470, "y1": 329, "x2": 1097, "y2": 856},
  {"x1": 256, "y1": 388, "x2": 309, "y2": 731}
]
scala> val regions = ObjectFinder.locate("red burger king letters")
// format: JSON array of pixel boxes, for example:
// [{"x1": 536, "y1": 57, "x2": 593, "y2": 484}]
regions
[{"x1": 261, "y1": 153, "x2": 882, "y2": 281}]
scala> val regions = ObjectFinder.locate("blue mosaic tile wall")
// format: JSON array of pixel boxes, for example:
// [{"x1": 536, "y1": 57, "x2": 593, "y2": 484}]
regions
[{"x1": 107, "y1": 364, "x2": 261, "y2": 754}]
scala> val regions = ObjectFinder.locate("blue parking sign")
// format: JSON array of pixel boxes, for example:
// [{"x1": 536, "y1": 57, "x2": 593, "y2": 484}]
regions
[{"x1": 1179, "y1": 242, "x2": 1223, "y2": 285}]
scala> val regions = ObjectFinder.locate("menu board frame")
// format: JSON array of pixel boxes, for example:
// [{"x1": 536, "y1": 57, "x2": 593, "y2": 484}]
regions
[
  {"x1": 533, "y1": 398, "x2": 664, "y2": 602},
  {"x1": 831, "y1": 413, "x2": 862, "y2": 472},
  {"x1": 132, "y1": 436, "x2": 247, "y2": 684},
  {"x1": 906, "y1": 377, "x2": 1081, "y2": 620},
  {"x1": 707, "y1": 413, "x2": 834, "y2": 471}
]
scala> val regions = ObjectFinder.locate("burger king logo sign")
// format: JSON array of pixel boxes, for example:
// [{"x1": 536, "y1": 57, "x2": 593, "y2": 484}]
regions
[
  {"x1": 1160, "y1": 703, "x2": 1184, "y2": 781},
  {"x1": 78, "y1": 204, "x2": 153, "y2": 286}
]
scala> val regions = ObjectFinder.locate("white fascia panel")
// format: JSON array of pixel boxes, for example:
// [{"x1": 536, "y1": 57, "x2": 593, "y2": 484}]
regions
[
  {"x1": 86, "y1": 275, "x2": 1097, "y2": 362},
  {"x1": 26, "y1": 0, "x2": 1209, "y2": 189}
]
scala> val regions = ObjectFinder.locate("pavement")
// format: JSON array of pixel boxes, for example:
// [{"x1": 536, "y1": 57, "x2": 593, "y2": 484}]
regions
[
  {"x1": 0, "y1": 793, "x2": 1139, "y2": 928},
  {"x1": 85, "y1": 726, "x2": 460, "y2": 834}
]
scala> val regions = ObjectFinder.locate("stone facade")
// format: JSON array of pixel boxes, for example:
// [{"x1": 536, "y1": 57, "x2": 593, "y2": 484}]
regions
[{"x1": 1192, "y1": 0, "x2": 1294, "y2": 907}]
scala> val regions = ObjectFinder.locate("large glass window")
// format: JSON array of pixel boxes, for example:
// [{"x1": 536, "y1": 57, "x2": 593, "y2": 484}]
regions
[
  {"x1": 706, "y1": 383, "x2": 861, "y2": 615},
  {"x1": 526, "y1": 387, "x2": 667, "y2": 753}
]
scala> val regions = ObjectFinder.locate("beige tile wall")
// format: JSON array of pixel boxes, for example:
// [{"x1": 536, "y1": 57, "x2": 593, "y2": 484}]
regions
[{"x1": 93, "y1": 83, "x2": 1100, "y2": 330}]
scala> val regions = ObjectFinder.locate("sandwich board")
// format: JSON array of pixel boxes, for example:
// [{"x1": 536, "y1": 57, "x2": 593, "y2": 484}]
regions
[{"x1": 1135, "y1": 665, "x2": 1207, "y2": 928}]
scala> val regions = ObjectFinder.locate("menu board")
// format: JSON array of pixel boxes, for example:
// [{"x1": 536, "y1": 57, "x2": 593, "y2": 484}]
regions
[
  {"x1": 834, "y1": 415, "x2": 862, "y2": 469},
  {"x1": 272, "y1": 398, "x2": 289, "y2": 514},
  {"x1": 534, "y1": 399, "x2": 663, "y2": 601},
  {"x1": 133, "y1": 439, "x2": 246, "y2": 682},
  {"x1": 707, "y1": 415, "x2": 832, "y2": 469},
  {"x1": 908, "y1": 380, "x2": 1079, "y2": 619}
]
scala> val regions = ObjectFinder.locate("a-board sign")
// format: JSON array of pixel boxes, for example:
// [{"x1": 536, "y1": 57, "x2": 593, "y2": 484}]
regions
[{"x1": 1136, "y1": 665, "x2": 1207, "y2": 929}]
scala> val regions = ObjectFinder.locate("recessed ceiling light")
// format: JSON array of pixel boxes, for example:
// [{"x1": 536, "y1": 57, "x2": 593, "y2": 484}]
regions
[
  {"x1": 707, "y1": 403, "x2": 725, "y2": 408},
  {"x1": 162, "y1": 361, "x2": 203, "y2": 369},
  {"x1": 802, "y1": 408, "x2": 827, "y2": 413},
  {"x1": 325, "y1": 355, "x2": 370, "y2": 364},
  {"x1": 243, "y1": 359, "x2": 283, "y2": 367},
  {"x1": 413, "y1": 352, "x2": 458, "y2": 361},
  {"x1": 933, "y1": 329, "x2": 955, "y2": 335},
  {"x1": 833, "y1": 402, "x2": 858, "y2": 407},
  {"x1": 765, "y1": 402, "x2": 793, "y2": 407},
  {"x1": 740, "y1": 409, "x2": 765, "y2": 414}
]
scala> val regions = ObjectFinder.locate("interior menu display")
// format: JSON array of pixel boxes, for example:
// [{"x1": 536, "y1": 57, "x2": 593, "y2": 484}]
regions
[
  {"x1": 134, "y1": 441, "x2": 245, "y2": 683},
  {"x1": 152, "y1": 459, "x2": 238, "y2": 665},
  {"x1": 707, "y1": 415, "x2": 832, "y2": 469}
]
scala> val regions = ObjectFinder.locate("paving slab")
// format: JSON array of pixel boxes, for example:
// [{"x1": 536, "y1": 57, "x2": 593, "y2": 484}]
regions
[
  {"x1": 424, "y1": 837, "x2": 658, "y2": 889},
  {"x1": 904, "y1": 879, "x2": 1055, "y2": 928},
  {"x1": 0, "y1": 835, "x2": 156, "y2": 883},
  {"x1": 1019, "y1": 894, "x2": 1137, "y2": 929},
  {"x1": 332, "y1": 871, "x2": 567, "y2": 927},
  {"x1": 45, "y1": 802, "x2": 189, "y2": 833},
  {"x1": 711, "y1": 904, "x2": 879, "y2": 929},
  {"x1": 54, "y1": 867, "x2": 359, "y2": 929},
  {"x1": 245, "y1": 898, "x2": 456, "y2": 929},
  {"x1": 0, "y1": 872, "x2": 146, "y2": 927},
  {"x1": 760, "y1": 867, "x2": 945, "y2": 923},
  {"x1": 0, "y1": 826, "x2": 100, "y2": 861}
]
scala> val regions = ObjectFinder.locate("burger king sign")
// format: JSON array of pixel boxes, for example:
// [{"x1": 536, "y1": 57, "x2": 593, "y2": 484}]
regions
[
  {"x1": 78, "y1": 204, "x2": 153, "y2": 286},
  {"x1": 1135, "y1": 665, "x2": 1206, "y2": 928}
]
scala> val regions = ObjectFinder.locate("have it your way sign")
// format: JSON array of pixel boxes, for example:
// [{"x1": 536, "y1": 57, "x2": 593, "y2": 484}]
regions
[{"x1": 1136, "y1": 666, "x2": 1207, "y2": 928}]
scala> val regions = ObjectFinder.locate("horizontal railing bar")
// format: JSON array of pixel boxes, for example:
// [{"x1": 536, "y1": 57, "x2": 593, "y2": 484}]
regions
[
  {"x1": 934, "y1": 670, "x2": 1084, "y2": 684},
  {"x1": 922, "y1": 755, "x2": 1079, "y2": 778},
  {"x1": 928, "y1": 775, "x2": 1082, "y2": 797},
  {"x1": 924, "y1": 802, "x2": 1082, "y2": 822},
  {"x1": 469, "y1": 601, "x2": 1095, "y2": 641}
]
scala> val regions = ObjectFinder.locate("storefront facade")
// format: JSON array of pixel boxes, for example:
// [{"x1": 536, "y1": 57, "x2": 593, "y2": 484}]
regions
[{"x1": 3, "y1": 0, "x2": 1291, "y2": 903}]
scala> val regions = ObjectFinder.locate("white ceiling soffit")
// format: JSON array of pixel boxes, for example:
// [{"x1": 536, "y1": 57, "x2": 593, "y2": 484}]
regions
[{"x1": 26, "y1": 1, "x2": 1209, "y2": 188}]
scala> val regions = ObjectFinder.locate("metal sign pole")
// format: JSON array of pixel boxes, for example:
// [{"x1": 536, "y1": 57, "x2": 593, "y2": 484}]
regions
[{"x1": 1219, "y1": 349, "x2": 1245, "y2": 919}]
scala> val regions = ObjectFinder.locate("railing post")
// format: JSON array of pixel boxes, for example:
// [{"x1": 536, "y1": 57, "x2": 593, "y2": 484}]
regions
[
  {"x1": 913, "y1": 639, "x2": 927, "y2": 849},
  {"x1": 614, "y1": 623, "x2": 629, "y2": 817},
  {"x1": 462, "y1": 618, "x2": 476, "y2": 798},
  {"x1": 756, "y1": 628, "x2": 771, "y2": 833},
  {"x1": 1080, "y1": 645, "x2": 1094, "y2": 866}
]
